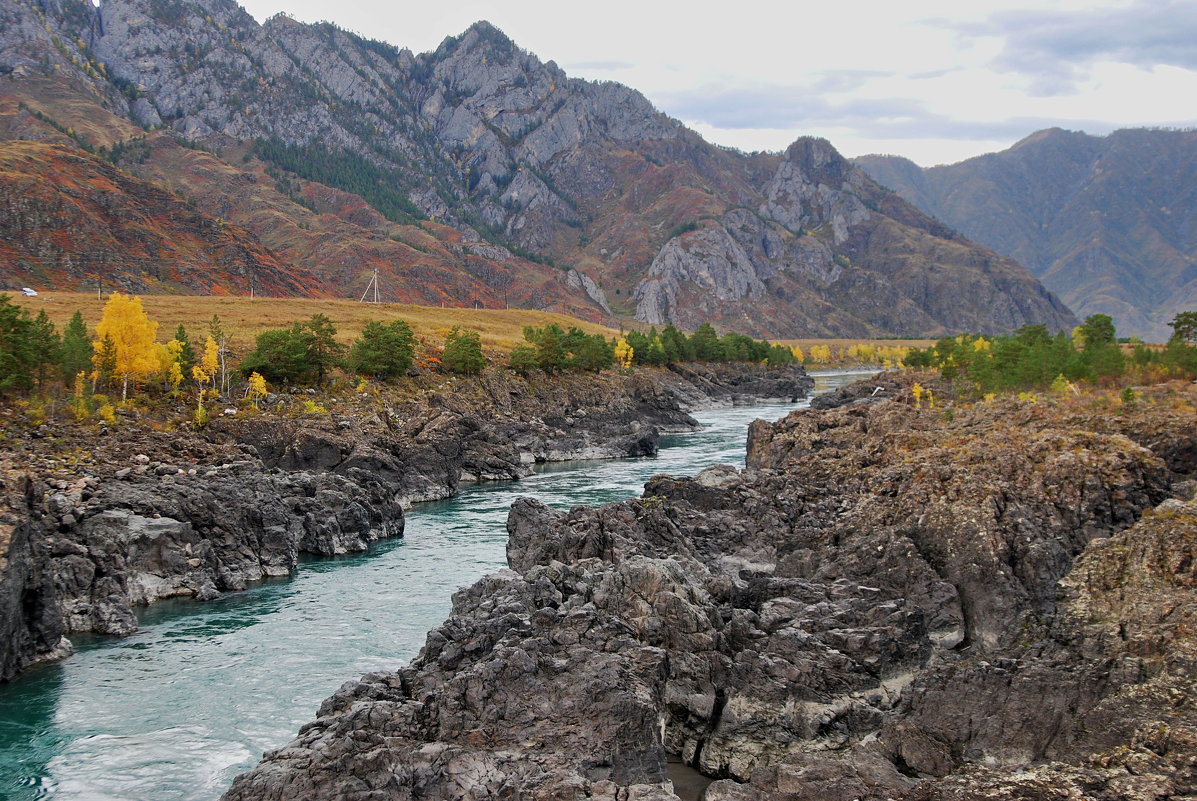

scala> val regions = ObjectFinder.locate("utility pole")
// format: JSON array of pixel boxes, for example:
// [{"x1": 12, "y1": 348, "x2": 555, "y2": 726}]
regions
[{"x1": 359, "y1": 269, "x2": 380, "y2": 303}]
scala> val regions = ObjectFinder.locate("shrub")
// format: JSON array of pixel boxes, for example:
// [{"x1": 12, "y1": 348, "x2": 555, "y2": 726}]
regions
[
  {"x1": 350, "y1": 319, "x2": 416, "y2": 378},
  {"x1": 508, "y1": 344, "x2": 539, "y2": 375},
  {"x1": 241, "y1": 315, "x2": 346, "y2": 385},
  {"x1": 442, "y1": 328, "x2": 486, "y2": 375}
]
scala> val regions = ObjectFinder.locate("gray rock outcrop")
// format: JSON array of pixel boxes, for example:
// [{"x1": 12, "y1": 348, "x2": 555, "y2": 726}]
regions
[{"x1": 222, "y1": 378, "x2": 1197, "y2": 800}]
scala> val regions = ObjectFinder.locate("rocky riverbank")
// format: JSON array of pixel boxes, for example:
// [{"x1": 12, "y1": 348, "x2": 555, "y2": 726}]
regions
[
  {"x1": 223, "y1": 375, "x2": 1196, "y2": 801},
  {"x1": 0, "y1": 363, "x2": 812, "y2": 682}
]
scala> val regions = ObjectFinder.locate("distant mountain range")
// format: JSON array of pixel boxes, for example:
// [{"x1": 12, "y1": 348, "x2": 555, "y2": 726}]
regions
[
  {"x1": 856, "y1": 128, "x2": 1197, "y2": 342},
  {"x1": 0, "y1": 0, "x2": 1076, "y2": 337}
]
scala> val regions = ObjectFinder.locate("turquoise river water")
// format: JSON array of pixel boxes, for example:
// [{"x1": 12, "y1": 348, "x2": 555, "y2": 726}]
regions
[{"x1": 0, "y1": 370, "x2": 870, "y2": 801}]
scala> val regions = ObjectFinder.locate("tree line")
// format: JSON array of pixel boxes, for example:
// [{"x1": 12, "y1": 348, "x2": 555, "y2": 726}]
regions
[
  {"x1": 0, "y1": 292, "x2": 820, "y2": 429},
  {"x1": 607, "y1": 323, "x2": 799, "y2": 370},
  {"x1": 904, "y1": 312, "x2": 1197, "y2": 394}
]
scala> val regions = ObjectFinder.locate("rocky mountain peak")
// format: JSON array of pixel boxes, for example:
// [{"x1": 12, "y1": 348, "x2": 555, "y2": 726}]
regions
[
  {"x1": 782, "y1": 136, "x2": 857, "y2": 187},
  {"x1": 0, "y1": 0, "x2": 1078, "y2": 337},
  {"x1": 758, "y1": 136, "x2": 870, "y2": 242},
  {"x1": 455, "y1": 20, "x2": 517, "y2": 52},
  {"x1": 1008, "y1": 125, "x2": 1071, "y2": 151}
]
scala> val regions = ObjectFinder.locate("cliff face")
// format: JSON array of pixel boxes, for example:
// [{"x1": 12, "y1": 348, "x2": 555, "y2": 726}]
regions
[
  {"x1": 0, "y1": 364, "x2": 811, "y2": 682},
  {"x1": 856, "y1": 128, "x2": 1197, "y2": 341},
  {"x1": 0, "y1": 0, "x2": 1076, "y2": 336},
  {"x1": 222, "y1": 376, "x2": 1196, "y2": 800}
]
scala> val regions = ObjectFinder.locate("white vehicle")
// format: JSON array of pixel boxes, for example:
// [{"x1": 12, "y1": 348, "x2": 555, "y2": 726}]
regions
[{"x1": 21, "y1": 287, "x2": 38, "y2": 297}]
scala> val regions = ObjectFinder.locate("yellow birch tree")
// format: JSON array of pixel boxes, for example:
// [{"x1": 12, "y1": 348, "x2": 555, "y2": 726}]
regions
[
  {"x1": 193, "y1": 336, "x2": 219, "y2": 392},
  {"x1": 614, "y1": 337, "x2": 634, "y2": 369},
  {"x1": 93, "y1": 292, "x2": 159, "y2": 400},
  {"x1": 245, "y1": 371, "x2": 268, "y2": 408}
]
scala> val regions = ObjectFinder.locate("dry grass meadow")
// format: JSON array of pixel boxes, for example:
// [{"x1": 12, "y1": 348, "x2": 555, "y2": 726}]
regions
[
  {"x1": 8, "y1": 291, "x2": 934, "y2": 360},
  {"x1": 9, "y1": 292, "x2": 621, "y2": 356}
]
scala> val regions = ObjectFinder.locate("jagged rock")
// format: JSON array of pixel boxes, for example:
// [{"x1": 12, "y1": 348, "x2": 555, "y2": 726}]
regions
[
  {"x1": 223, "y1": 376, "x2": 1196, "y2": 800},
  {"x1": 809, "y1": 374, "x2": 896, "y2": 409},
  {"x1": 0, "y1": 475, "x2": 70, "y2": 681}
]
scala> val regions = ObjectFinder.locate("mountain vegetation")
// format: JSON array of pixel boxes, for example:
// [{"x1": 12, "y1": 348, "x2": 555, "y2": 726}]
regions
[
  {"x1": 856, "y1": 128, "x2": 1197, "y2": 342},
  {"x1": 904, "y1": 312, "x2": 1197, "y2": 394},
  {"x1": 0, "y1": 0, "x2": 1076, "y2": 338}
]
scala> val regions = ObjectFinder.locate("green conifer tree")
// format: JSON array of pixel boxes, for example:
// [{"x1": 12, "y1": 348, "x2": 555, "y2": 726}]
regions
[
  {"x1": 174, "y1": 324, "x2": 197, "y2": 376},
  {"x1": 442, "y1": 327, "x2": 486, "y2": 375},
  {"x1": 29, "y1": 309, "x2": 61, "y2": 386},
  {"x1": 350, "y1": 319, "x2": 416, "y2": 378},
  {"x1": 60, "y1": 310, "x2": 93, "y2": 384},
  {"x1": 0, "y1": 295, "x2": 34, "y2": 391}
]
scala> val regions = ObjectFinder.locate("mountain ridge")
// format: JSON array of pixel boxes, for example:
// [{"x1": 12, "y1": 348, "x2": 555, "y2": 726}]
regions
[
  {"x1": 0, "y1": 0, "x2": 1077, "y2": 337},
  {"x1": 856, "y1": 127, "x2": 1197, "y2": 341}
]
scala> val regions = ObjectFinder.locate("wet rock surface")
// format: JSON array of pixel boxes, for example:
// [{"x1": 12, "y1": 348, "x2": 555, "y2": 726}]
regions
[
  {"x1": 225, "y1": 377, "x2": 1196, "y2": 800},
  {"x1": 0, "y1": 365, "x2": 809, "y2": 681}
]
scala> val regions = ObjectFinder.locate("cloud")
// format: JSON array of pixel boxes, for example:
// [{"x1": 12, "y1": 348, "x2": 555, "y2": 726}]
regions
[
  {"x1": 655, "y1": 83, "x2": 1121, "y2": 143},
  {"x1": 562, "y1": 60, "x2": 634, "y2": 72},
  {"x1": 951, "y1": 0, "x2": 1197, "y2": 95},
  {"x1": 808, "y1": 70, "x2": 889, "y2": 93},
  {"x1": 654, "y1": 85, "x2": 915, "y2": 130}
]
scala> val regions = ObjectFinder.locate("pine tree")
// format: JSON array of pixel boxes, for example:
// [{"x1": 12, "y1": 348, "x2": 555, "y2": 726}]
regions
[
  {"x1": 561, "y1": 327, "x2": 613, "y2": 372},
  {"x1": 508, "y1": 344, "x2": 539, "y2": 375},
  {"x1": 660, "y1": 325, "x2": 694, "y2": 362},
  {"x1": 60, "y1": 310, "x2": 93, "y2": 384},
  {"x1": 174, "y1": 324, "x2": 197, "y2": 376},
  {"x1": 349, "y1": 319, "x2": 415, "y2": 378},
  {"x1": 240, "y1": 325, "x2": 310, "y2": 384},
  {"x1": 1171, "y1": 311, "x2": 1197, "y2": 344},
  {"x1": 524, "y1": 324, "x2": 566, "y2": 373},
  {"x1": 304, "y1": 313, "x2": 345, "y2": 384},
  {"x1": 0, "y1": 295, "x2": 34, "y2": 392},
  {"x1": 690, "y1": 323, "x2": 722, "y2": 361},
  {"x1": 28, "y1": 309, "x2": 61, "y2": 386},
  {"x1": 442, "y1": 327, "x2": 486, "y2": 375},
  {"x1": 91, "y1": 334, "x2": 118, "y2": 392}
]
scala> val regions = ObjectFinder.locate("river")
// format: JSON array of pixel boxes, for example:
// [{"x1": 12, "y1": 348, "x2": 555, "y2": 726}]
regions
[{"x1": 0, "y1": 369, "x2": 871, "y2": 801}]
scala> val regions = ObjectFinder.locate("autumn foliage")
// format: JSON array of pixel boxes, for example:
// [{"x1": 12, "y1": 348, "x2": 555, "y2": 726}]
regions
[{"x1": 93, "y1": 291, "x2": 159, "y2": 399}]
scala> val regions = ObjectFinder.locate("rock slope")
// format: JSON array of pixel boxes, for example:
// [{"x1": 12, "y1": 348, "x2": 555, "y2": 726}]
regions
[
  {"x1": 0, "y1": 0, "x2": 1076, "y2": 336},
  {"x1": 223, "y1": 377, "x2": 1196, "y2": 800},
  {"x1": 0, "y1": 363, "x2": 811, "y2": 681}
]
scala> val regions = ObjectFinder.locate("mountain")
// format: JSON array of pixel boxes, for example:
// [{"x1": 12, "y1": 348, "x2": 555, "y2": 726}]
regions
[
  {"x1": 856, "y1": 128, "x2": 1197, "y2": 341},
  {"x1": 0, "y1": 0, "x2": 1076, "y2": 337}
]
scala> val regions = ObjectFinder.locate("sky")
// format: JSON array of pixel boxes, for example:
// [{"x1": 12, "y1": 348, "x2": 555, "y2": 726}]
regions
[{"x1": 237, "y1": 0, "x2": 1197, "y2": 166}]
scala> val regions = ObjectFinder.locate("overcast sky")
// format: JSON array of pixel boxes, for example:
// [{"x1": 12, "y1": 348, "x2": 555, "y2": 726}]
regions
[{"x1": 238, "y1": 0, "x2": 1197, "y2": 166}]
